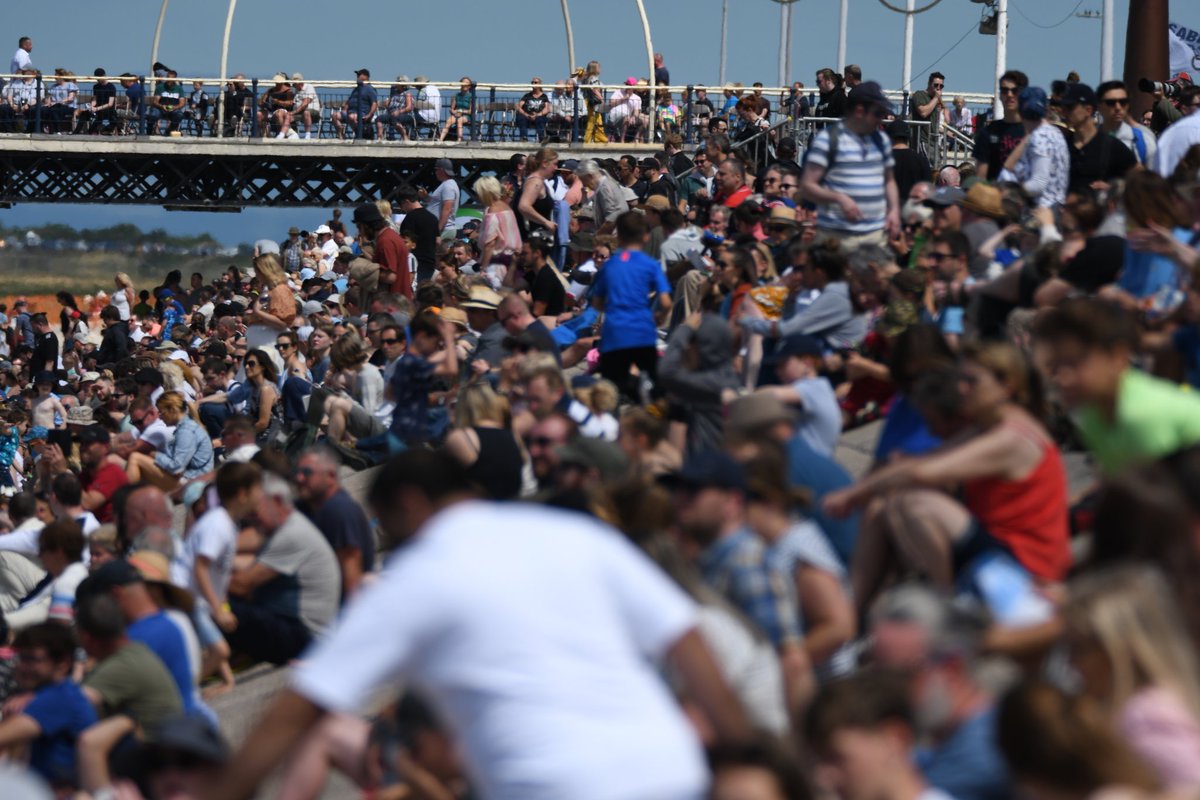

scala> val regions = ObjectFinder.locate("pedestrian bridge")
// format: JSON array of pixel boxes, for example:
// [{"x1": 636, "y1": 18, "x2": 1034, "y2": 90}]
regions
[{"x1": 0, "y1": 135, "x2": 662, "y2": 209}]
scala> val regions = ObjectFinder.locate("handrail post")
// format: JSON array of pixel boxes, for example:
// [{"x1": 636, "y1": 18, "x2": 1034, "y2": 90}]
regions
[
  {"x1": 469, "y1": 83, "x2": 478, "y2": 143},
  {"x1": 138, "y1": 76, "x2": 146, "y2": 135},
  {"x1": 487, "y1": 84, "x2": 496, "y2": 142},
  {"x1": 685, "y1": 84, "x2": 693, "y2": 144},
  {"x1": 34, "y1": 74, "x2": 43, "y2": 134},
  {"x1": 571, "y1": 90, "x2": 579, "y2": 142},
  {"x1": 251, "y1": 78, "x2": 259, "y2": 138}
]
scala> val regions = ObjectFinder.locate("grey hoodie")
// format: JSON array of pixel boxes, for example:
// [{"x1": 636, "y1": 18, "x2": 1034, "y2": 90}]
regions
[
  {"x1": 658, "y1": 314, "x2": 741, "y2": 456},
  {"x1": 659, "y1": 226, "x2": 704, "y2": 267}
]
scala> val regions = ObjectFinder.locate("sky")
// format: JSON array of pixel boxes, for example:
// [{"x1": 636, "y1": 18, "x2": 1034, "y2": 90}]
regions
[{"x1": 0, "y1": 0, "x2": 1151, "y2": 246}]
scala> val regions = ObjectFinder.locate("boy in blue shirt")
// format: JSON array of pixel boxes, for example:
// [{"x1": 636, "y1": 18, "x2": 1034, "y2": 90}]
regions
[
  {"x1": 590, "y1": 211, "x2": 673, "y2": 401},
  {"x1": 0, "y1": 623, "x2": 97, "y2": 791}
]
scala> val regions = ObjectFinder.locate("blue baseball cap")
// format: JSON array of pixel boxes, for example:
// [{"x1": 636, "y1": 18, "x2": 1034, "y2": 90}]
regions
[
  {"x1": 23, "y1": 425, "x2": 48, "y2": 443},
  {"x1": 1019, "y1": 87, "x2": 1048, "y2": 120}
]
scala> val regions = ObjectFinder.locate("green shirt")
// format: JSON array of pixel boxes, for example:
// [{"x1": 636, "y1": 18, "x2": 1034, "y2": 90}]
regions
[
  {"x1": 84, "y1": 641, "x2": 183, "y2": 738},
  {"x1": 1076, "y1": 369, "x2": 1200, "y2": 474},
  {"x1": 909, "y1": 90, "x2": 934, "y2": 121}
]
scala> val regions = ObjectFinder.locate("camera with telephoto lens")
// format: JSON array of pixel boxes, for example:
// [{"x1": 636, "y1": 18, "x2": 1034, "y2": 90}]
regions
[{"x1": 1138, "y1": 76, "x2": 1192, "y2": 98}]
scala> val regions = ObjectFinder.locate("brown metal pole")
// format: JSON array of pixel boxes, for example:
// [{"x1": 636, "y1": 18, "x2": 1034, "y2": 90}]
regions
[{"x1": 1124, "y1": 0, "x2": 1169, "y2": 122}]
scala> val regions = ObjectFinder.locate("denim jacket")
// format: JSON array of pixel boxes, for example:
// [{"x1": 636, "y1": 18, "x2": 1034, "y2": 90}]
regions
[{"x1": 154, "y1": 416, "x2": 213, "y2": 480}]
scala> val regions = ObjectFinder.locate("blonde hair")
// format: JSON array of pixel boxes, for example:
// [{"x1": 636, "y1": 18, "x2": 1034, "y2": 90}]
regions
[
  {"x1": 454, "y1": 383, "x2": 510, "y2": 428},
  {"x1": 576, "y1": 378, "x2": 618, "y2": 415},
  {"x1": 751, "y1": 242, "x2": 778, "y2": 281},
  {"x1": 528, "y1": 147, "x2": 559, "y2": 174},
  {"x1": 115, "y1": 272, "x2": 133, "y2": 290},
  {"x1": 155, "y1": 388, "x2": 199, "y2": 423},
  {"x1": 1066, "y1": 565, "x2": 1200, "y2": 721},
  {"x1": 375, "y1": 199, "x2": 394, "y2": 222},
  {"x1": 586, "y1": 60, "x2": 601, "y2": 77},
  {"x1": 253, "y1": 252, "x2": 287, "y2": 287},
  {"x1": 474, "y1": 175, "x2": 503, "y2": 206}
]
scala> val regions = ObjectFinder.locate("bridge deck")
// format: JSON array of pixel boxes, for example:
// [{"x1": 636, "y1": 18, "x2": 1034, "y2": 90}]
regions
[{"x1": 0, "y1": 134, "x2": 661, "y2": 161}]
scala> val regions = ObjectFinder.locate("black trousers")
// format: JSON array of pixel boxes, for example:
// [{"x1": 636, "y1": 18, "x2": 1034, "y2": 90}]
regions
[
  {"x1": 226, "y1": 597, "x2": 312, "y2": 665},
  {"x1": 598, "y1": 346, "x2": 659, "y2": 403}
]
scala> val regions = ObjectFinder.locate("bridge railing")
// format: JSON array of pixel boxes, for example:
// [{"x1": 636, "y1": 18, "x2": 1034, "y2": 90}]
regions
[{"x1": 0, "y1": 72, "x2": 994, "y2": 148}]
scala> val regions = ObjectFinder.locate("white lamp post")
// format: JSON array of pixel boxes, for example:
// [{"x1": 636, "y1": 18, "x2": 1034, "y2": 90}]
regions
[
  {"x1": 216, "y1": 0, "x2": 238, "y2": 140},
  {"x1": 151, "y1": 0, "x2": 169, "y2": 85}
]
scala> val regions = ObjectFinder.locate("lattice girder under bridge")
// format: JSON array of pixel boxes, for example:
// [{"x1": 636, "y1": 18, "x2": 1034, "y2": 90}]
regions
[{"x1": 0, "y1": 139, "x2": 660, "y2": 209}]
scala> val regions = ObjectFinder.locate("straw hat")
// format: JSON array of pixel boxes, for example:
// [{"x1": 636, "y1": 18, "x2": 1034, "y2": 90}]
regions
[
  {"x1": 440, "y1": 307, "x2": 469, "y2": 330},
  {"x1": 767, "y1": 205, "x2": 798, "y2": 227},
  {"x1": 959, "y1": 182, "x2": 1006, "y2": 220}
]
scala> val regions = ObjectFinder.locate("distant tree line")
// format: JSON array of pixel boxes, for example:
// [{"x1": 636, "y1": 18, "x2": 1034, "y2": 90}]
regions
[{"x1": 0, "y1": 222, "x2": 220, "y2": 250}]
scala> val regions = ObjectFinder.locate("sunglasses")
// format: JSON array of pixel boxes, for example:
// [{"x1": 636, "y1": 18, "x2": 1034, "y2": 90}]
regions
[
  {"x1": 525, "y1": 435, "x2": 559, "y2": 449},
  {"x1": 380, "y1": 337, "x2": 401, "y2": 345},
  {"x1": 999, "y1": 86, "x2": 1019, "y2": 96},
  {"x1": 1102, "y1": 97, "x2": 1129, "y2": 107},
  {"x1": 927, "y1": 252, "x2": 953, "y2": 262}
]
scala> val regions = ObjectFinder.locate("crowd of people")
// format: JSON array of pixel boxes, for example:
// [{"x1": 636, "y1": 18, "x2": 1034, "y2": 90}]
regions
[
  {"x1": 2, "y1": 37, "x2": 1008, "y2": 146},
  {"x1": 2, "y1": 29, "x2": 1200, "y2": 800}
]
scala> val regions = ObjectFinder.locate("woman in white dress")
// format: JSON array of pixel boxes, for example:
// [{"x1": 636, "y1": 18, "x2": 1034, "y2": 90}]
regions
[{"x1": 112, "y1": 272, "x2": 134, "y2": 322}]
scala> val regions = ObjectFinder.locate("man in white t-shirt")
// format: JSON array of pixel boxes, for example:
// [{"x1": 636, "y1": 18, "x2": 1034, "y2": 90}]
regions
[
  {"x1": 9, "y1": 36, "x2": 32, "y2": 76},
  {"x1": 290, "y1": 73, "x2": 321, "y2": 139},
  {"x1": 415, "y1": 76, "x2": 440, "y2": 124},
  {"x1": 210, "y1": 451, "x2": 751, "y2": 800},
  {"x1": 181, "y1": 464, "x2": 248, "y2": 635},
  {"x1": 130, "y1": 396, "x2": 174, "y2": 454},
  {"x1": 424, "y1": 158, "x2": 460, "y2": 237},
  {"x1": 314, "y1": 224, "x2": 338, "y2": 272}
]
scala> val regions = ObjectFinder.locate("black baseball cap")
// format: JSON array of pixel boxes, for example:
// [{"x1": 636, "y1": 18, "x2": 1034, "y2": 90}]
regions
[
  {"x1": 660, "y1": 450, "x2": 747, "y2": 492},
  {"x1": 847, "y1": 81, "x2": 892, "y2": 112},
  {"x1": 771, "y1": 334, "x2": 823, "y2": 362},
  {"x1": 79, "y1": 560, "x2": 144, "y2": 597},
  {"x1": 1061, "y1": 82, "x2": 1097, "y2": 108},
  {"x1": 135, "y1": 367, "x2": 163, "y2": 386},
  {"x1": 76, "y1": 425, "x2": 111, "y2": 446},
  {"x1": 355, "y1": 68, "x2": 370, "y2": 78},
  {"x1": 145, "y1": 715, "x2": 230, "y2": 766}
]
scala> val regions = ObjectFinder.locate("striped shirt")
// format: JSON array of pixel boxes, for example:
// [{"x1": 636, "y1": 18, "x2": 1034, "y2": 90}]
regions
[{"x1": 807, "y1": 122, "x2": 895, "y2": 234}]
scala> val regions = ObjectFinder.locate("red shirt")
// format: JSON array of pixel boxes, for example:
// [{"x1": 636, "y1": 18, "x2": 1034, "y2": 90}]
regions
[
  {"x1": 962, "y1": 425, "x2": 1071, "y2": 581},
  {"x1": 81, "y1": 461, "x2": 129, "y2": 524},
  {"x1": 374, "y1": 226, "x2": 412, "y2": 299},
  {"x1": 721, "y1": 185, "x2": 753, "y2": 209}
]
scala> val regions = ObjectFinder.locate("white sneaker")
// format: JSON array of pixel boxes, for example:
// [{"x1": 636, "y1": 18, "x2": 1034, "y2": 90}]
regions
[
  {"x1": 286, "y1": 129, "x2": 299, "y2": 140},
  {"x1": 275, "y1": 131, "x2": 285, "y2": 139}
]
